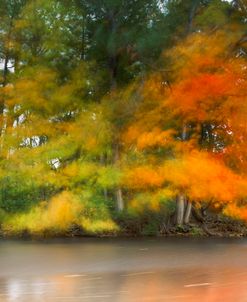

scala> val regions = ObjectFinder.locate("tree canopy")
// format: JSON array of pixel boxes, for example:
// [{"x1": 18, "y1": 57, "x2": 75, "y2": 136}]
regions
[{"x1": 0, "y1": 0, "x2": 247, "y2": 236}]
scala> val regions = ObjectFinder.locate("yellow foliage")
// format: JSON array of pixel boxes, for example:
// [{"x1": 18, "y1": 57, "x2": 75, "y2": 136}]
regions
[
  {"x1": 129, "y1": 188, "x2": 175, "y2": 212},
  {"x1": 2, "y1": 191, "x2": 120, "y2": 236},
  {"x1": 80, "y1": 218, "x2": 119, "y2": 234},
  {"x1": 47, "y1": 192, "x2": 82, "y2": 229},
  {"x1": 3, "y1": 191, "x2": 83, "y2": 235}
]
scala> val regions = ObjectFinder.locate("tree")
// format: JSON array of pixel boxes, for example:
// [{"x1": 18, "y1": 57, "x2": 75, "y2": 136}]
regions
[
  {"x1": 72, "y1": 0, "x2": 166, "y2": 211},
  {"x1": 123, "y1": 29, "x2": 247, "y2": 226}
]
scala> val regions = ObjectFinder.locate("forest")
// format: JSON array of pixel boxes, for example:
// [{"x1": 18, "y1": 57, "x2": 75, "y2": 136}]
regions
[{"x1": 0, "y1": 0, "x2": 247, "y2": 237}]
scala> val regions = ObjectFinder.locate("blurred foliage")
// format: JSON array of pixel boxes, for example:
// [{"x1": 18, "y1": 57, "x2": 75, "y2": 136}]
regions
[{"x1": 0, "y1": 0, "x2": 247, "y2": 236}]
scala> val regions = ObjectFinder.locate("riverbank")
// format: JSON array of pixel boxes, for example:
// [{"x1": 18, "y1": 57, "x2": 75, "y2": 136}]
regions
[{"x1": 1, "y1": 214, "x2": 247, "y2": 239}]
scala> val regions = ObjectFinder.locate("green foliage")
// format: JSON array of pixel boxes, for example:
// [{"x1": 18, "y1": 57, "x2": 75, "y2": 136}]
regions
[
  {"x1": 0, "y1": 208, "x2": 6, "y2": 224},
  {"x1": 190, "y1": 226, "x2": 204, "y2": 236},
  {"x1": 0, "y1": 176, "x2": 40, "y2": 212},
  {"x1": 97, "y1": 167, "x2": 122, "y2": 189},
  {"x1": 115, "y1": 207, "x2": 169, "y2": 236},
  {"x1": 195, "y1": 0, "x2": 231, "y2": 29},
  {"x1": 141, "y1": 221, "x2": 160, "y2": 236}
]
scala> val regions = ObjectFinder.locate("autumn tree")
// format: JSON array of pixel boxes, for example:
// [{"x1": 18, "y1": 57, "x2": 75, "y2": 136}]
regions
[{"x1": 123, "y1": 28, "x2": 247, "y2": 228}]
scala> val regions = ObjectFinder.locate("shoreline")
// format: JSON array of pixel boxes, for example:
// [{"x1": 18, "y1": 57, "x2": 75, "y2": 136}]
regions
[
  {"x1": 1, "y1": 214, "x2": 247, "y2": 240},
  {"x1": 1, "y1": 228, "x2": 246, "y2": 240}
]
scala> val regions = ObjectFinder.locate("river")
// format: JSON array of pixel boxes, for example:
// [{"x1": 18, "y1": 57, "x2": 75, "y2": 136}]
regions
[{"x1": 0, "y1": 237, "x2": 246, "y2": 301}]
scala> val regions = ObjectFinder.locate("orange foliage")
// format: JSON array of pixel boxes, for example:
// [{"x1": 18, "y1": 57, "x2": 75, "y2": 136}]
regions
[
  {"x1": 123, "y1": 30, "x2": 247, "y2": 219},
  {"x1": 168, "y1": 72, "x2": 237, "y2": 121},
  {"x1": 124, "y1": 166, "x2": 165, "y2": 189},
  {"x1": 224, "y1": 203, "x2": 247, "y2": 221},
  {"x1": 124, "y1": 126, "x2": 174, "y2": 149},
  {"x1": 124, "y1": 151, "x2": 247, "y2": 204},
  {"x1": 162, "y1": 151, "x2": 247, "y2": 203}
]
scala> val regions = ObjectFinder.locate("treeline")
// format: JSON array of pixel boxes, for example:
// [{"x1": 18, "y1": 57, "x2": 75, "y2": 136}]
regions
[{"x1": 0, "y1": 0, "x2": 247, "y2": 236}]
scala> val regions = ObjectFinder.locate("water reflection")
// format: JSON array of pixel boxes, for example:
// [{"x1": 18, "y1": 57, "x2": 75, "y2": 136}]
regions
[{"x1": 0, "y1": 238, "x2": 247, "y2": 301}]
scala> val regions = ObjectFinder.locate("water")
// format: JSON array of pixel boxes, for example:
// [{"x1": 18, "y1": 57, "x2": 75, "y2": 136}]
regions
[{"x1": 0, "y1": 237, "x2": 247, "y2": 301}]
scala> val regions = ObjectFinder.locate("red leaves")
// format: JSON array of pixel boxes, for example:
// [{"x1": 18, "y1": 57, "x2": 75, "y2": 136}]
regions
[{"x1": 168, "y1": 72, "x2": 237, "y2": 121}]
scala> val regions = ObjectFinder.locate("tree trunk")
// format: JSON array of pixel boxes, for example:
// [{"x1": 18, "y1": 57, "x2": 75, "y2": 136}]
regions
[
  {"x1": 108, "y1": 9, "x2": 118, "y2": 89},
  {"x1": 80, "y1": 13, "x2": 86, "y2": 61},
  {"x1": 176, "y1": 195, "x2": 185, "y2": 225},
  {"x1": 116, "y1": 187, "x2": 124, "y2": 211},
  {"x1": 192, "y1": 206, "x2": 215, "y2": 236},
  {"x1": 184, "y1": 200, "x2": 192, "y2": 224},
  {"x1": 114, "y1": 143, "x2": 124, "y2": 211},
  {"x1": 0, "y1": 55, "x2": 9, "y2": 152},
  {"x1": 106, "y1": 10, "x2": 124, "y2": 211},
  {"x1": 187, "y1": 0, "x2": 199, "y2": 34},
  {"x1": 100, "y1": 153, "x2": 108, "y2": 201},
  {"x1": 175, "y1": 123, "x2": 189, "y2": 225}
]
